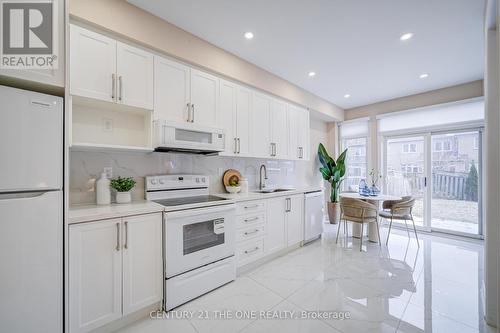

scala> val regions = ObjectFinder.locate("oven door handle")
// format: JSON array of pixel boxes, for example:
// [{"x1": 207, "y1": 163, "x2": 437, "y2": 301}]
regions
[{"x1": 164, "y1": 203, "x2": 236, "y2": 219}]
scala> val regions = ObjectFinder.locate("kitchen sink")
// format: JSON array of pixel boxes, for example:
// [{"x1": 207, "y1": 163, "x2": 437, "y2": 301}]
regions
[{"x1": 253, "y1": 188, "x2": 295, "y2": 194}]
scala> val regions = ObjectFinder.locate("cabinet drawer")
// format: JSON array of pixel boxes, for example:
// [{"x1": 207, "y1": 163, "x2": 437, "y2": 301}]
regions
[
  {"x1": 236, "y1": 238, "x2": 264, "y2": 266},
  {"x1": 236, "y1": 213, "x2": 266, "y2": 229},
  {"x1": 236, "y1": 200, "x2": 266, "y2": 215},
  {"x1": 236, "y1": 224, "x2": 265, "y2": 242}
]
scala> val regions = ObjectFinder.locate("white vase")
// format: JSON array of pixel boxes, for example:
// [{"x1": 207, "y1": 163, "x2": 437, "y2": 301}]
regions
[{"x1": 116, "y1": 191, "x2": 131, "y2": 204}]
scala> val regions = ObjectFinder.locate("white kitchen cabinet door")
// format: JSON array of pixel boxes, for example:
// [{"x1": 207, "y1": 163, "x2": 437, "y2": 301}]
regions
[
  {"x1": 286, "y1": 195, "x2": 304, "y2": 246},
  {"x1": 122, "y1": 213, "x2": 163, "y2": 315},
  {"x1": 270, "y1": 99, "x2": 289, "y2": 159},
  {"x1": 236, "y1": 86, "x2": 252, "y2": 156},
  {"x1": 0, "y1": 0, "x2": 65, "y2": 88},
  {"x1": 190, "y1": 69, "x2": 219, "y2": 127},
  {"x1": 288, "y1": 104, "x2": 300, "y2": 160},
  {"x1": 219, "y1": 79, "x2": 237, "y2": 155},
  {"x1": 70, "y1": 25, "x2": 116, "y2": 103},
  {"x1": 69, "y1": 219, "x2": 122, "y2": 333},
  {"x1": 250, "y1": 92, "x2": 272, "y2": 158},
  {"x1": 298, "y1": 108, "x2": 310, "y2": 160},
  {"x1": 154, "y1": 56, "x2": 191, "y2": 122},
  {"x1": 265, "y1": 197, "x2": 286, "y2": 254},
  {"x1": 116, "y1": 42, "x2": 154, "y2": 109}
]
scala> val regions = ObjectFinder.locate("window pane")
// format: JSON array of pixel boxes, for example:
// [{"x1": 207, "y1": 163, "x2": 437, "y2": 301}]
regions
[
  {"x1": 431, "y1": 131, "x2": 480, "y2": 234},
  {"x1": 342, "y1": 137, "x2": 368, "y2": 191}
]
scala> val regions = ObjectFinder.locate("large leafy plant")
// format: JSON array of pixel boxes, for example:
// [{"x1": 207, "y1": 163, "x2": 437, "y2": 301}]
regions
[{"x1": 318, "y1": 144, "x2": 347, "y2": 203}]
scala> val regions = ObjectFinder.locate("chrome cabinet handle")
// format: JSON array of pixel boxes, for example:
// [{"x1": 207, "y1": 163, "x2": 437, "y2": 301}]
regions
[
  {"x1": 244, "y1": 246, "x2": 260, "y2": 254},
  {"x1": 244, "y1": 229, "x2": 260, "y2": 236},
  {"x1": 273, "y1": 143, "x2": 277, "y2": 156},
  {"x1": 237, "y1": 138, "x2": 241, "y2": 154},
  {"x1": 244, "y1": 217, "x2": 259, "y2": 222},
  {"x1": 269, "y1": 143, "x2": 273, "y2": 156},
  {"x1": 234, "y1": 138, "x2": 237, "y2": 154},
  {"x1": 186, "y1": 103, "x2": 191, "y2": 122},
  {"x1": 115, "y1": 223, "x2": 120, "y2": 251},
  {"x1": 111, "y1": 73, "x2": 116, "y2": 100},
  {"x1": 124, "y1": 221, "x2": 128, "y2": 249},
  {"x1": 191, "y1": 104, "x2": 195, "y2": 122},
  {"x1": 285, "y1": 198, "x2": 291, "y2": 212},
  {"x1": 244, "y1": 204, "x2": 259, "y2": 209},
  {"x1": 118, "y1": 76, "x2": 123, "y2": 101}
]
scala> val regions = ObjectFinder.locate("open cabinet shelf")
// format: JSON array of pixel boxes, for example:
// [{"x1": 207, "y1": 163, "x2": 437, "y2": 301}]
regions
[{"x1": 70, "y1": 96, "x2": 153, "y2": 152}]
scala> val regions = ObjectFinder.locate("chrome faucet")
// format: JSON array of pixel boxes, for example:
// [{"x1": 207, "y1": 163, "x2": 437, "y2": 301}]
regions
[{"x1": 259, "y1": 164, "x2": 268, "y2": 190}]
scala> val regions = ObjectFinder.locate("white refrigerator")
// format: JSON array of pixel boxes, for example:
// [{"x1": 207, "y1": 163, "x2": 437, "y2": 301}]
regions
[{"x1": 0, "y1": 85, "x2": 63, "y2": 333}]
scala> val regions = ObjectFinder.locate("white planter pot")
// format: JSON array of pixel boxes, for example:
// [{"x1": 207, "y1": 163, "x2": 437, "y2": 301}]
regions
[{"x1": 116, "y1": 191, "x2": 131, "y2": 204}]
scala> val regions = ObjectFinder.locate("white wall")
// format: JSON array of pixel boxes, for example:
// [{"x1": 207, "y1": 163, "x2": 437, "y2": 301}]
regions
[{"x1": 484, "y1": 7, "x2": 499, "y2": 328}]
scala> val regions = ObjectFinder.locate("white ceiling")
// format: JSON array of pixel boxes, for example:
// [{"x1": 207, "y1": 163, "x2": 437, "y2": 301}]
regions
[{"x1": 128, "y1": 0, "x2": 485, "y2": 109}]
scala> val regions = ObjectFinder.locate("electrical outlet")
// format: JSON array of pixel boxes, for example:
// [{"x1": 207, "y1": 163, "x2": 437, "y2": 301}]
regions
[
  {"x1": 103, "y1": 118, "x2": 113, "y2": 132},
  {"x1": 103, "y1": 167, "x2": 113, "y2": 179}
]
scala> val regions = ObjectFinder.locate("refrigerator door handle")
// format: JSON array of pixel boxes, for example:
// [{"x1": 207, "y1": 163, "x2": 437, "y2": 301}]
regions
[{"x1": 0, "y1": 189, "x2": 58, "y2": 200}]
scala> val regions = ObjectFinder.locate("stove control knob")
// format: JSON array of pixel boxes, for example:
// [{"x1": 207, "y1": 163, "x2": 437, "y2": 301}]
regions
[
  {"x1": 196, "y1": 178, "x2": 200, "y2": 183},
  {"x1": 201, "y1": 177, "x2": 206, "y2": 183},
  {"x1": 159, "y1": 179, "x2": 165, "y2": 185},
  {"x1": 150, "y1": 178, "x2": 157, "y2": 185}
]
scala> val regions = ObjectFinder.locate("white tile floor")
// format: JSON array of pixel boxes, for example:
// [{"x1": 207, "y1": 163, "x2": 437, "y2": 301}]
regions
[{"x1": 116, "y1": 224, "x2": 492, "y2": 333}]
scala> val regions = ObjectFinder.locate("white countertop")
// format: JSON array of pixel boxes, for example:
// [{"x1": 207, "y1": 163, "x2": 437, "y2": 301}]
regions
[
  {"x1": 68, "y1": 201, "x2": 165, "y2": 224},
  {"x1": 213, "y1": 186, "x2": 324, "y2": 202},
  {"x1": 67, "y1": 187, "x2": 323, "y2": 223}
]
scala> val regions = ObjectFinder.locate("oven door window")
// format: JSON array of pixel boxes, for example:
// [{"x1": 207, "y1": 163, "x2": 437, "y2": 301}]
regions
[{"x1": 183, "y1": 219, "x2": 225, "y2": 255}]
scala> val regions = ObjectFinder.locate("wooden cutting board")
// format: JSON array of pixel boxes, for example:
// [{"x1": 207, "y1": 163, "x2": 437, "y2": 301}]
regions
[{"x1": 222, "y1": 169, "x2": 242, "y2": 187}]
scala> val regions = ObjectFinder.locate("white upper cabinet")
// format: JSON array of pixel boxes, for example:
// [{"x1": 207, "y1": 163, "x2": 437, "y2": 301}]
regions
[
  {"x1": 116, "y1": 42, "x2": 154, "y2": 110},
  {"x1": 190, "y1": 69, "x2": 219, "y2": 127},
  {"x1": 236, "y1": 86, "x2": 252, "y2": 156},
  {"x1": 154, "y1": 56, "x2": 191, "y2": 122},
  {"x1": 122, "y1": 214, "x2": 162, "y2": 315},
  {"x1": 250, "y1": 92, "x2": 272, "y2": 158},
  {"x1": 288, "y1": 105, "x2": 310, "y2": 160},
  {"x1": 270, "y1": 99, "x2": 289, "y2": 159},
  {"x1": 219, "y1": 79, "x2": 238, "y2": 154},
  {"x1": 70, "y1": 24, "x2": 154, "y2": 110},
  {"x1": 219, "y1": 80, "x2": 252, "y2": 156},
  {"x1": 70, "y1": 25, "x2": 116, "y2": 103},
  {"x1": 298, "y1": 108, "x2": 310, "y2": 160},
  {"x1": 0, "y1": 0, "x2": 65, "y2": 88}
]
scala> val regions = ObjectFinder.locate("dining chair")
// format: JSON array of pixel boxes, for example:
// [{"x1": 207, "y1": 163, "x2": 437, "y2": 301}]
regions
[
  {"x1": 337, "y1": 197, "x2": 381, "y2": 251},
  {"x1": 379, "y1": 196, "x2": 419, "y2": 246}
]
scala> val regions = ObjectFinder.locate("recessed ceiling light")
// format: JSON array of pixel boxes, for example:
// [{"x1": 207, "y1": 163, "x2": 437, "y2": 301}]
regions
[
  {"x1": 244, "y1": 32, "x2": 254, "y2": 39},
  {"x1": 344, "y1": 94, "x2": 351, "y2": 98},
  {"x1": 419, "y1": 73, "x2": 429, "y2": 79},
  {"x1": 400, "y1": 32, "x2": 414, "y2": 41},
  {"x1": 308, "y1": 71, "x2": 316, "y2": 77}
]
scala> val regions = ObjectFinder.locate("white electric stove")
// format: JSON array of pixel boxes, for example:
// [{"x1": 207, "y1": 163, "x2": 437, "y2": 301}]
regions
[{"x1": 145, "y1": 175, "x2": 236, "y2": 310}]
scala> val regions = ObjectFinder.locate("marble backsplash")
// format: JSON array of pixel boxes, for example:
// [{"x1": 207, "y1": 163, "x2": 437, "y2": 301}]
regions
[{"x1": 69, "y1": 151, "x2": 324, "y2": 205}]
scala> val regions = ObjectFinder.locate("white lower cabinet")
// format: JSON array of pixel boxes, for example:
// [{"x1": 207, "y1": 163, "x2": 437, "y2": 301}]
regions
[
  {"x1": 286, "y1": 194, "x2": 304, "y2": 246},
  {"x1": 265, "y1": 197, "x2": 287, "y2": 254},
  {"x1": 69, "y1": 213, "x2": 162, "y2": 333},
  {"x1": 235, "y1": 195, "x2": 305, "y2": 268}
]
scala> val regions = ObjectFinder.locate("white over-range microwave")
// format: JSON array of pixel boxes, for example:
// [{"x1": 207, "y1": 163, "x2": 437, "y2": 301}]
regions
[{"x1": 153, "y1": 120, "x2": 225, "y2": 154}]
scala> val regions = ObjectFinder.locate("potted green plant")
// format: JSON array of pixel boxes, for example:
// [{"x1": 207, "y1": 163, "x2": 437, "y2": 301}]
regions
[
  {"x1": 110, "y1": 176, "x2": 136, "y2": 204},
  {"x1": 318, "y1": 144, "x2": 347, "y2": 224}
]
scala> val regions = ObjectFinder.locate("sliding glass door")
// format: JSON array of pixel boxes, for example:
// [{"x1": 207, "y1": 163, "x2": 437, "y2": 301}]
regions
[
  {"x1": 384, "y1": 135, "x2": 427, "y2": 227},
  {"x1": 383, "y1": 129, "x2": 483, "y2": 237},
  {"x1": 430, "y1": 130, "x2": 482, "y2": 235}
]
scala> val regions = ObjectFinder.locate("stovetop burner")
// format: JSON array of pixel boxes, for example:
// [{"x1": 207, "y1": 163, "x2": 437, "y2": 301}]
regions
[{"x1": 153, "y1": 195, "x2": 228, "y2": 207}]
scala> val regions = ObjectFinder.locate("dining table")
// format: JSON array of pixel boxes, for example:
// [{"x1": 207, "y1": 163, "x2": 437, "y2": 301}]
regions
[{"x1": 339, "y1": 192, "x2": 402, "y2": 242}]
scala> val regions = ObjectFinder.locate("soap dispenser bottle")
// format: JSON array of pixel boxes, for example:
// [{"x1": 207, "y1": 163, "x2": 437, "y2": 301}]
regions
[{"x1": 96, "y1": 171, "x2": 111, "y2": 205}]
